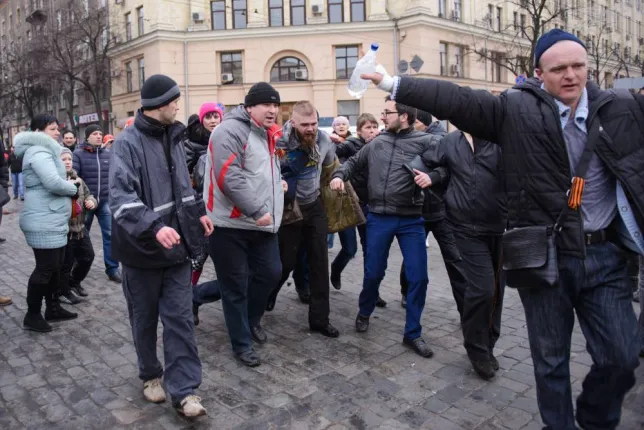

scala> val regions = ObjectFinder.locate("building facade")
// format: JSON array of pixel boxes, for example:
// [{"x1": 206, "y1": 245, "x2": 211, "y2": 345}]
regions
[{"x1": 0, "y1": 0, "x2": 112, "y2": 142}]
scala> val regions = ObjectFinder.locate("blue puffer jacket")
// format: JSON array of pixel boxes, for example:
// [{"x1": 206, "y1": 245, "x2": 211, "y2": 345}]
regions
[
  {"x1": 14, "y1": 131, "x2": 78, "y2": 249},
  {"x1": 73, "y1": 142, "x2": 111, "y2": 204}
]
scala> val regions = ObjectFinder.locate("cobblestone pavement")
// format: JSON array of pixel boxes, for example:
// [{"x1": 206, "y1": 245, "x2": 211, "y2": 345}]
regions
[{"x1": 0, "y1": 196, "x2": 642, "y2": 430}]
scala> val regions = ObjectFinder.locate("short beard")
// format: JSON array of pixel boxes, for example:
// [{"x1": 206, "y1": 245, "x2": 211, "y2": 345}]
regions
[
  {"x1": 386, "y1": 119, "x2": 402, "y2": 134},
  {"x1": 296, "y1": 130, "x2": 316, "y2": 149}
]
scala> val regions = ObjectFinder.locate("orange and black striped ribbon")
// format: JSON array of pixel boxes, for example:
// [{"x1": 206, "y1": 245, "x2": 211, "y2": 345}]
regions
[{"x1": 568, "y1": 177, "x2": 585, "y2": 210}]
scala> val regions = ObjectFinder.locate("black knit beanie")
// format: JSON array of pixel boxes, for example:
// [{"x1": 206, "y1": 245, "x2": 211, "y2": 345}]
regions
[
  {"x1": 141, "y1": 74, "x2": 181, "y2": 110},
  {"x1": 85, "y1": 124, "x2": 102, "y2": 139},
  {"x1": 416, "y1": 110, "x2": 432, "y2": 127},
  {"x1": 244, "y1": 82, "x2": 280, "y2": 107}
]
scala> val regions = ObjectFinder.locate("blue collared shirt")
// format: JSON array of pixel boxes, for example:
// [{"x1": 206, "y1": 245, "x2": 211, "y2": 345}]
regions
[{"x1": 544, "y1": 84, "x2": 644, "y2": 254}]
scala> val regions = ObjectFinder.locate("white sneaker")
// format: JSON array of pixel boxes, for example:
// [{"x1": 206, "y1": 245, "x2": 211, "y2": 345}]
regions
[
  {"x1": 143, "y1": 378, "x2": 166, "y2": 403},
  {"x1": 177, "y1": 395, "x2": 207, "y2": 417}
]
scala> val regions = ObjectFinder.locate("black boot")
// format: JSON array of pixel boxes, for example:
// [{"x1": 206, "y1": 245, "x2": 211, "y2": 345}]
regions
[
  {"x1": 470, "y1": 357, "x2": 496, "y2": 380},
  {"x1": 330, "y1": 265, "x2": 342, "y2": 290},
  {"x1": 193, "y1": 303, "x2": 200, "y2": 326},
  {"x1": 23, "y1": 312, "x2": 52, "y2": 332},
  {"x1": 45, "y1": 300, "x2": 78, "y2": 322}
]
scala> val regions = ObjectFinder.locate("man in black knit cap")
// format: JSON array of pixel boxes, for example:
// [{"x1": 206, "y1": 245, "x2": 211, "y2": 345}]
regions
[
  {"x1": 203, "y1": 82, "x2": 285, "y2": 367},
  {"x1": 110, "y1": 74, "x2": 213, "y2": 417}
]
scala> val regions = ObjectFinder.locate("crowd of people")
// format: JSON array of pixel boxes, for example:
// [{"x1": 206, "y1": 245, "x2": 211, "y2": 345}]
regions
[{"x1": 0, "y1": 28, "x2": 642, "y2": 427}]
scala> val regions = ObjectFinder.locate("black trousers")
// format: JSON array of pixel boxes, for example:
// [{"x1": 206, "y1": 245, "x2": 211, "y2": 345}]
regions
[
  {"x1": 271, "y1": 198, "x2": 330, "y2": 327},
  {"x1": 59, "y1": 233, "x2": 95, "y2": 296},
  {"x1": 400, "y1": 218, "x2": 467, "y2": 317},
  {"x1": 453, "y1": 230, "x2": 505, "y2": 361},
  {"x1": 27, "y1": 247, "x2": 66, "y2": 314}
]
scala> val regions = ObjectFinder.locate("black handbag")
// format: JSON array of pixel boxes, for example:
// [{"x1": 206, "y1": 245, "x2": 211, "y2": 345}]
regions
[{"x1": 502, "y1": 119, "x2": 601, "y2": 289}]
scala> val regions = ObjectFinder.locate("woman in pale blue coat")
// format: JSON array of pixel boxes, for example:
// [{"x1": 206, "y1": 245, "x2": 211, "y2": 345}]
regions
[{"x1": 14, "y1": 114, "x2": 80, "y2": 332}]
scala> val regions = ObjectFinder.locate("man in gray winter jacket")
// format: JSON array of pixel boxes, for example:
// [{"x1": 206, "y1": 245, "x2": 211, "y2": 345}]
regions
[
  {"x1": 109, "y1": 74, "x2": 213, "y2": 417},
  {"x1": 203, "y1": 82, "x2": 285, "y2": 368}
]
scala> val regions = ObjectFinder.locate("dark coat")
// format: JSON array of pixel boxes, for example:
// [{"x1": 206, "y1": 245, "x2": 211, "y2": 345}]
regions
[
  {"x1": 109, "y1": 111, "x2": 206, "y2": 268},
  {"x1": 182, "y1": 120, "x2": 210, "y2": 175},
  {"x1": 422, "y1": 131, "x2": 507, "y2": 235},
  {"x1": 334, "y1": 127, "x2": 447, "y2": 217},
  {"x1": 9, "y1": 152, "x2": 22, "y2": 173},
  {"x1": 395, "y1": 76, "x2": 644, "y2": 257},
  {"x1": 72, "y1": 142, "x2": 112, "y2": 204},
  {"x1": 0, "y1": 140, "x2": 8, "y2": 188}
]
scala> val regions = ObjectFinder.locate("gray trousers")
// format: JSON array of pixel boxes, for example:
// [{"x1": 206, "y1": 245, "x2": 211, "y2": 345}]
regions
[
  {"x1": 122, "y1": 262, "x2": 201, "y2": 404},
  {"x1": 639, "y1": 256, "x2": 644, "y2": 349}
]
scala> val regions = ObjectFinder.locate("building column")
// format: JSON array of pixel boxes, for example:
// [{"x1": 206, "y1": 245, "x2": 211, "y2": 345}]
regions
[
  {"x1": 247, "y1": 0, "x2": 266, "y2": 28},
  {"x1": 368, "y1": 0, "x2": 390, "y2": 21}
]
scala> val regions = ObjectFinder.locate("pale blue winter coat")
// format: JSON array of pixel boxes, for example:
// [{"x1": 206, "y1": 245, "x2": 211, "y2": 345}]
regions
[{"x1": 14, "y1": 131, "x2": 78, "y2": 249}]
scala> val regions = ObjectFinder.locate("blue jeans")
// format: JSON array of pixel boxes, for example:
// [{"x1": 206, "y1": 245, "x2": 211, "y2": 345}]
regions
[
  {"x1": 11, "y1": 172, "x2": 23, "y2": 199},
  {"x1": 193, "y1": 280, "x2": 221, "y2": 305},
  {"x1": 518, "y1": 242, "x2": 640, "y2": 430},
  {"x1": 85, "y1": 201, "x2": 119, "y2": 276},
  {"x1": 210, "y1": 228, "x2": 281, "y2": 354},
  {"x1": 327, "y1": 233, "x2": 335, "y2": 249},
  {"x1": 359, "y1": 213, "x2": 428, "y2": 339},
  {"x1": 331, "y1": 227, "x2": 358, "y2": 276}
]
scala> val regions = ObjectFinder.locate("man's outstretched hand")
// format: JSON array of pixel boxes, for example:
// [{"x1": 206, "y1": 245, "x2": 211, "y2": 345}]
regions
[{"x1": 361, "y1": 65, "x2": 394, "y2": 92}]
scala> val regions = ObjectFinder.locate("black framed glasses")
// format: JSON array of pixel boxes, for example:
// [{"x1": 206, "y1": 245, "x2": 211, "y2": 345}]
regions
[{"x1": 381, "y1": 110, "x2": 399, "y2": 116}]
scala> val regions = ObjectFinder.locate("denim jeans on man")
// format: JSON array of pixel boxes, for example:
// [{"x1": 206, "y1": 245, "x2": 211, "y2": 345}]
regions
[
  {"x1": 11, "y1": 172, "x2": 23, "y2": 199},
  {"x1": 84, "y1": 201, "x2": 119, "y2": 276},
  {"x1": 360, "y1": 213, "x2": 428, "y2": 339},
  {"x1": 193, "y1": 280, "x2": 221, "y2": 306},
  {"x1": 210, "y1": 228, "x2": 281, "y2": 354},
  {"x1": 518, "y1": 242, "x2": 640, "y2": 430},
  {"x1": 331, "y1": 227, "x2": 358, "y2": 278},
  {"x1": 400, "y1": 219, "x2": 466, "y2": 318},
  {"x1": 122, "y1": 262, "x2": 201, "y2": 404}
]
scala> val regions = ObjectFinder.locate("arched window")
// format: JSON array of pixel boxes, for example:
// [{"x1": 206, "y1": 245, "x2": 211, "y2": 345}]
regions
[{"x1": 270, "y1": 56, "x2": 308, "y2": 82}]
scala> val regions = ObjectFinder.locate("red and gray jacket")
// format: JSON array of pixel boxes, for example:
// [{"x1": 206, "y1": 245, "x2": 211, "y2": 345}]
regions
[{"x1": 204, "y1": 105, "x2": 283, "y2": 233}]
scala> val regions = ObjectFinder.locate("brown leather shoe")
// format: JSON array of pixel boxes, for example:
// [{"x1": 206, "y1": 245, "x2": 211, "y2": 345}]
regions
[{"x1": 0, "y1": 296, "x2": 12, "y2": 306}]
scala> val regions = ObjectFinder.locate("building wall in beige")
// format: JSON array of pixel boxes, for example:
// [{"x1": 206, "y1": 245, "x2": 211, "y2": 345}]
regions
[{"x1": 108, "y1": 0, "x2": 644, "y2": 131}]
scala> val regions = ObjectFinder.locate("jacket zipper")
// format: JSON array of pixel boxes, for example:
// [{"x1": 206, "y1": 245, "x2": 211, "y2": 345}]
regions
[
  {"x1": 382, "y1": 137, "x2": 397, "y2": 213},
  {"x1": 268, "y1": 129, "x2": 276, "y2": 234},
  {"x1": 96, "y1": 150, "x2": 101, "y2": 205}
]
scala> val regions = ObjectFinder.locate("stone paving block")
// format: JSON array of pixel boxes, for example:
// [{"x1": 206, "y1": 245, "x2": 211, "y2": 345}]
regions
[
  {"x1": 435, "y1": 383, "x2": 471, "y2": 404},
  {"x1": 441, "y1": 406, "x2": 486, "y2": 429},
  {"x1": 485, "y1": 406, "x2": 533, "y2": 429},
  {"x1": 1, "y1": 210, "x2": 642, "y2": 429}
]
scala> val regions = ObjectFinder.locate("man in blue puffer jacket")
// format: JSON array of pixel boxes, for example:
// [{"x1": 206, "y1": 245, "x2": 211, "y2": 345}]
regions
[{"x1": 73, "y1": 125, "x2": 121, "y2": 283}]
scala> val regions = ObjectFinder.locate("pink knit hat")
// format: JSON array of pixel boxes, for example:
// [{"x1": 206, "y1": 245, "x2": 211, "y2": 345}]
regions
[{"x1": 199, "y1": 102, "x2": 223, "y2": 124}]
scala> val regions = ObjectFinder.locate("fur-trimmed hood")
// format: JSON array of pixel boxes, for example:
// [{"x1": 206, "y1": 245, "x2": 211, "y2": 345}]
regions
[{"x1": 14, "y1": 131, "x2": 62, "y2": 159}]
